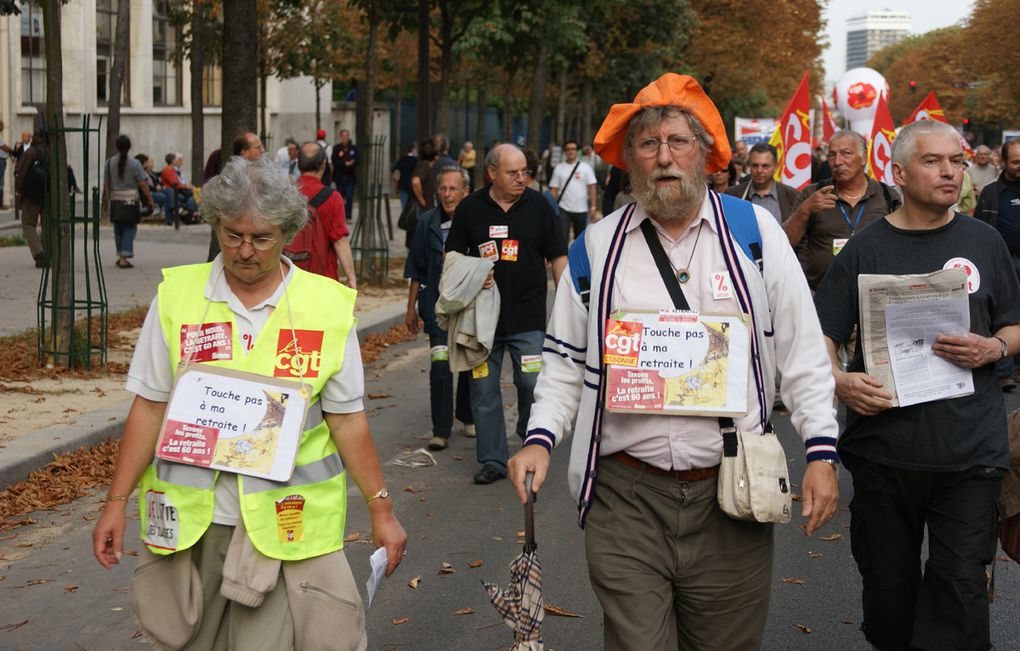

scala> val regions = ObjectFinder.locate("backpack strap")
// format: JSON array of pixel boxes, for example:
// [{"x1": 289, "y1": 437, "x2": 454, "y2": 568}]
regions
[
  {"x1": 568, "y1": 228, "x2": 591, "y2": 308},
  {"x1": 308, "y1": 185, "x2": 334, "y2": 210},
  {"x1": 718, "y1": 193, "x2": 763, "y2": 271}
]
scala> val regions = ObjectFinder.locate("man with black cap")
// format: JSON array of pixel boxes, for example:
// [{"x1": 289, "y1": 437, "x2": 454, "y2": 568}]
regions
[{"x1": 508, "y1": 73, "x2": 839, "y2": 650}]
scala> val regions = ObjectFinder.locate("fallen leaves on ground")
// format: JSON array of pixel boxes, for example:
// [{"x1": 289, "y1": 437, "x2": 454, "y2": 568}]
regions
[
  {"x1": 453, "y1": 607, "x2": 474, "y2": 616},
  {"x1": 467, "y1": 560, "x2": 484, "y2": 569},
  {"x1": 408, "y1": 576, "x2": 421, "y2": 589},
  {"x1": 24, "y1": 579, "x2": 48, "y2": 587},
  {"x1": 544, "y1": 604, "x2": 584, "y2": 618},
  {"x1": 367, "y1": 393, "x2": 392, "y2": 400},
  {"x1": 392, "y1": 617, "x2": 410, "y2": 625},
  {"x1": 0, "y1": 440, "x2": 119, "y2": 528},
  {"x1": 820, "y1": 533, "x2": 843, "y2": 542},
  {"x1": 438, "y1": 562, "x2": 456, "y2": 575},
  {"x1": 840, "y1": 619, "x2": 855, "y2": 625},
  {"x1": 131, "y1": 630, "x2": 144, "y2": 639},
  {"x1": 782, "y1": 577, "x2": 806, "y2": 587},
  {"x1": 793, "y1": 624, "x2": 812, "y2": 634},
  {"x1": 64, "y1": 584, "x2": 78, "y2": 593},
  {"x1": 360, "y1": 325, "x2": 417, "y2": 366},
  {"x1": 791, "y1": 494, "x2": 802, "y2": 502},
  {"x1": 808, "y1": 552, "x2": 823, "y2": 558},
  {"x1": 0, "y1": 620, "x2": 28, "y2": 632},
  {"x1": 344, "y1": 532, "x2": 362, "y2": 543}
]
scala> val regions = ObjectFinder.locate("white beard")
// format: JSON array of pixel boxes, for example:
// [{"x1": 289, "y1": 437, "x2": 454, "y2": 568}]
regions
[{"x1": 631, "y1": 164, "x2": 707, "y2": 224}]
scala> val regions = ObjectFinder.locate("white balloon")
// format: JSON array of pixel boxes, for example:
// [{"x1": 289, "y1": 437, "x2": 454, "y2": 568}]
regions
[{"x1": 834, "y1": 68, "x2": 890, "y2": 136}]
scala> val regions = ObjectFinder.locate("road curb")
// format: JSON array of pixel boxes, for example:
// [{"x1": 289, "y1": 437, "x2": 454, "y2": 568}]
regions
[{"x1": 0, "y1": 301, "x2": 409, "y2": 488}]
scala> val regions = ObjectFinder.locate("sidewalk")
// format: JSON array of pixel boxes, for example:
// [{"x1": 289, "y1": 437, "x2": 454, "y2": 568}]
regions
[{"x1": 0, "y1": 202, "x2": 411, "y2": 487}]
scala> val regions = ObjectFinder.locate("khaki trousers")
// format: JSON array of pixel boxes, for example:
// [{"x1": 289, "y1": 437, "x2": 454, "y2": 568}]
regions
[
  {"x1": 20, "y1": 198, "x2": 44, "y2": 259},
  {"x1": 584, "y1": 456, "x2": 774, "y2": 650}
]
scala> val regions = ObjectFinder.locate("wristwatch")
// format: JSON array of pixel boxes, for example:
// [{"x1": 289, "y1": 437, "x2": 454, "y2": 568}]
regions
[
  {"x1": 365, "y1": 487, "x2": 390, "y2": 504},
  {"x1": 995, "y1": 335, "x2": 1009, "y2": 360}
]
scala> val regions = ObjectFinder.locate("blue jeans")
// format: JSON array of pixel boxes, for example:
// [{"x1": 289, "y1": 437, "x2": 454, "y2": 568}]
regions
[
  {"x1": 337, "y1": 175, "x2": 355, "y2": 220},
  {"x1": 156, "y1": 189, "x2": 173, "y2": 223},
  {"x1": 114, "y1": 222, "x2": 137, "y2": 258},
  {"x1": 398, "y1": 190, "x2": 409, "y2": 209},
  {"x1": 427, "y1": 329, "x2": 473, "y2": 438},
  {"x1": 469, "y1": 329, "x2": 545, "y2": 474},
  {"x1": 0, "y1": 158, "x2": 6, "y2": 204}
]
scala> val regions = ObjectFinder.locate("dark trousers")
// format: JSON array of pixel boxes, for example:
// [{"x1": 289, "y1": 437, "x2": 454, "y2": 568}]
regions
[
  {"x1": 336, "y1": 175, "x2": 355, "y2": 221},
  {"x1": 995, "y1": 257, "x2": 1020, "y2": 378},
  {"x1": 427, "y1": 330, "x2": 472, "y2": 438},
  {"x1": 559, "y1": 210, "x2": 587, "y2": 243},
  {"x1": 843, "y1": 452, "x2": 1003, "y2": 651}
]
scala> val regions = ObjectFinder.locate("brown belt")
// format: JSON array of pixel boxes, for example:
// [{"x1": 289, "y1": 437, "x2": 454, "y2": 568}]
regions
[{"x1": 609, "y1": 451, "x2": 719, "y2": 482}]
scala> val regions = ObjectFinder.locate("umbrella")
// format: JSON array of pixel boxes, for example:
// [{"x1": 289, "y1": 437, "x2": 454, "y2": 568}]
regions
[{"x1": 483, "y1": 472, "x2": 545, "y2": 650}]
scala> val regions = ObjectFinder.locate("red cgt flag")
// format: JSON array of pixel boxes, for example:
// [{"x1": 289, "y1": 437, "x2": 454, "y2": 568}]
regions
[
  {"x1": 772, "y1": 71, "x2": 813, "y2": 190},
  {"x1": 868, "y1": 93, "x2": 897, "y2": 185},
  {"x1": 821, "y1": 98, "x2": 838, "y2": 142},
  {"x1": 903, "y1": 91, "x2": 949, "y2": 125}
]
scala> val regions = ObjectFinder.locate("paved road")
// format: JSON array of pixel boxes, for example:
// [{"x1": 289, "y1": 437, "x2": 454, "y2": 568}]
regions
[{"x1": 3, "y1": 333, "x2": 1020, "y2": 650}]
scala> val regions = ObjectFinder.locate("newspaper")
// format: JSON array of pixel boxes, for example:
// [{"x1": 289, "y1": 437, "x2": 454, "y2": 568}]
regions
[{"x1": 857, "y1": 268, "x2": 971, "y2": 407}]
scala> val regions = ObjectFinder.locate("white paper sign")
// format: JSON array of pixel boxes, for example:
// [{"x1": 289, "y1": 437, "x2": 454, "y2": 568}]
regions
[{"x1": 157, "y1": 365, "x2": 309, "y2": 482}]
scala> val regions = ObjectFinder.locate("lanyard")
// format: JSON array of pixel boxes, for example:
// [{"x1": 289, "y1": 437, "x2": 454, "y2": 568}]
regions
[{"x1": 838, "y1": 201, "x2": 865, "y2": 236}]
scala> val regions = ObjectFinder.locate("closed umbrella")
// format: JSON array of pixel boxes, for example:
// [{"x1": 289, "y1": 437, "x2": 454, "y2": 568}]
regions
[{"x1": 483, "y1": 472, "x2": 544, "y2": 650}]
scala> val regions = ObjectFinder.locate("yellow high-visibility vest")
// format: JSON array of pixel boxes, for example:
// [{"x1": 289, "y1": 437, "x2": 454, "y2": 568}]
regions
[{"x1": 137, "y1": 262, "x2": 357, "y2": 560}]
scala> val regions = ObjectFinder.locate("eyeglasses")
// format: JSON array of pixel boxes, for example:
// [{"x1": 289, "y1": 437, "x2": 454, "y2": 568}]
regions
[
  {"x1": 220, "y1": 231, "x2": 279, "y2": 251},
  {"x1": 504, "y1": 168, "x2": 532, "y2": 180},
  {"x1": 635, "y1": 135, "x2": 700, "y2": 158}
]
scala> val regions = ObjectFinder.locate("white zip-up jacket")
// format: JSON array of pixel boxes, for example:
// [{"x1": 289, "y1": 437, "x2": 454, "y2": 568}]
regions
[{"x1": 524, "y1": 191, "x2": 839, "y2": 526}]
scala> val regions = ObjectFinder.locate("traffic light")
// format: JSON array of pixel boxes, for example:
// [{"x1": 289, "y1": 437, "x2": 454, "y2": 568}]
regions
[{"x1": 909, "y1": 80, "x2": 918, "y2": 94}]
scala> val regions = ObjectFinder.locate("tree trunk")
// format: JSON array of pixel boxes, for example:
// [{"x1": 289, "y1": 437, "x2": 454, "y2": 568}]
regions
[
  {"x1": 259, "y1": 72, "x2": 268, "y2": 146},
  {"x1": 105, "y1": 0, "x2": 130, "y2": 170},
  {"x1": 220, "y1": 0, "x2": 257, "y2": 156},
  {"x1": 355, "y1": 6, "x2": 378, "y2": 222},
  {"x1": 556, "y1": 65, "x2": 567, "y2": 145},
  {"x1": 581, "y1": 77, "x2": 593, "y2": 146},
  {"x1": 501, "y1": 69, "x2": 515, "y2": 142},
  {"x1": 42, "y1": 0, "x2": 71, "y2": 365},
  {"x1": 415, "y1": 0, "x2": 429, "y2": 151},
  {"x1": 211, "y1": 0, "x2": 257, "y2": 261},
  {"x1": 190, "y1": 2, "x2": 205, "y2": 186},
  {"x1": 393, "y1": 82, "x2": 402, "y2": 163},
  {"x1": 314, "y1": 79, "x2": 322, "y2": 132},
  {"x1": 526, "y1": 40, "x2": 549, "y2": 150},
  {"x1": 474, "y1": 76, "x2": 486, "y2": 188}
]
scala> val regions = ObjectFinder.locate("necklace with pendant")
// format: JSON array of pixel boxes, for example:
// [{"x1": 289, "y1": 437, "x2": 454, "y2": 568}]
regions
[{"x1": 671, "y1": 221, "x2": 704, "y2": 284}]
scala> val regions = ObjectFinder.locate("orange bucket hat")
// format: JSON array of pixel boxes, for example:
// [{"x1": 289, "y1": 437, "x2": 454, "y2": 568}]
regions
[{"x1": 593, "y1": 73, "x2": 731, "y2": 174}]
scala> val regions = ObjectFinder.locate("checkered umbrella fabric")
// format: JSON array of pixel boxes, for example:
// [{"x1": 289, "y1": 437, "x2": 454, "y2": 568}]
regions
[{"x1": 482, "y1": 472, "x2": 544, "y2": 650}]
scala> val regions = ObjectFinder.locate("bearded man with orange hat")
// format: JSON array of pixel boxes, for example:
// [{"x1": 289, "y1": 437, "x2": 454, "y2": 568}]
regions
[{"x1": 508, "y1": 74, "x2": 840, "y2": 649}]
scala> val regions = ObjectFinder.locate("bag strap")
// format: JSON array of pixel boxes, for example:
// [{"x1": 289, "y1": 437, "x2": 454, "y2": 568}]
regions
[
  {"x1": 639, "y1": 216, "x2": 744, "y2": 442},
  {"x1": 308, "y1": 185, "x2": 333, "y2": 209},
  {"x1": 556, "y1": 160, "x2": 583, "y2": 206}
]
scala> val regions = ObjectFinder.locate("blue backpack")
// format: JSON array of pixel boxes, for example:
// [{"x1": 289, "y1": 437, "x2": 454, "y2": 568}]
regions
[{"x1": 569, "y1": 194, "x2": 762, "y2": 308}]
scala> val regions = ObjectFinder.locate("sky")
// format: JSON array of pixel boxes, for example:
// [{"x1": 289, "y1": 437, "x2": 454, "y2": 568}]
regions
[{"x1": 822, "y1": 0, "x2": 975, "y2": 84}]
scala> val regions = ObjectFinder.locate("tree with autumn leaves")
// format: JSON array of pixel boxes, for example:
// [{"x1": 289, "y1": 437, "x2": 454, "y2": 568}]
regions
[{"x1": 868, "y1": 0, "x2": 1020, "y2": 133}]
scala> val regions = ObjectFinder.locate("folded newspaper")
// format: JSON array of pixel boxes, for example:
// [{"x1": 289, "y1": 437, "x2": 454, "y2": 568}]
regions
[{"x1": 857, "y1": 267, "x2": 972, "y2": 408}]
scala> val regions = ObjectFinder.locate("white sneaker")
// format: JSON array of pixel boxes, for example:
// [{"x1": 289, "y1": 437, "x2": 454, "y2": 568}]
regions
[{"x1": 462, "y1": 423, "x2": 476, "y2": 438}]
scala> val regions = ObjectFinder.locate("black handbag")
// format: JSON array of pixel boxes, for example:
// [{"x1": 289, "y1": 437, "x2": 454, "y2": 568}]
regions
[
  {"x1": 397, "y1": 199, "x2": 420, "y2": 232},
  {"x1": 110, "y1": 199, "x2": 141, "y2": 225}
]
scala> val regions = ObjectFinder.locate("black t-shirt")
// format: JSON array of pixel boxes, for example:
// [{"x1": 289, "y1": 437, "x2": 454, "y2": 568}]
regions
[
  {"x1": 445, "y1": 186, "x2": 566, "y2": 335},
  {"x1": 814, "y1": 215, "x2": 1020, "y2": 471},
  {"x1": 995, "y1": 177, "x2": 1020, "y2": 254}
]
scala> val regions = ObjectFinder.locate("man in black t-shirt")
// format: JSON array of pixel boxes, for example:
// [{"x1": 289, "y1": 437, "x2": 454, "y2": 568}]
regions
[
  {"x1": 445, "y1": 144, "x2": 567, "y2": 484},
  {"x1": 814, "y1": 121, "x2": 1020, "y2": 651}
]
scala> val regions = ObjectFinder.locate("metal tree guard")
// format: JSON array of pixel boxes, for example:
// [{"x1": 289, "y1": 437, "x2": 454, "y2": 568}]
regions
[
  {"x1": 37, "y1": 114, "x2": 108, "y2": 368},
  {"x1": 350, "y1": 134, "x2": 389, "y2": 286}
]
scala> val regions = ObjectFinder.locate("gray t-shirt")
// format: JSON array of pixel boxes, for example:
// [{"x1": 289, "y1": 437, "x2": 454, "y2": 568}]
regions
[
  {"x1": 104, "y1": 155, "x2": 147, "y2": 193},
  {"x1": 814, "y1": 215, "x2": 1020, "y2": 471}
]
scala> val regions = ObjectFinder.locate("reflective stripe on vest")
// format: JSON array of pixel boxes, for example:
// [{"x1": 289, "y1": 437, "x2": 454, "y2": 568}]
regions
[{"x1": 242, "y1": 453, "x2": 344, "y2": 494}]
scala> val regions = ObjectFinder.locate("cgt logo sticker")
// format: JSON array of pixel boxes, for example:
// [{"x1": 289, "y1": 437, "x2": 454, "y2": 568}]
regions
[{"x1": 275, "y1": 329, "x2": 324, "y2": 378}]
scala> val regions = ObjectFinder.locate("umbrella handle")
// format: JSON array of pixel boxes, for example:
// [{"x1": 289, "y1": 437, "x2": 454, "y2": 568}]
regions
[{"x1": 524, "y1": 472, "x2": 537, "y2": 553}]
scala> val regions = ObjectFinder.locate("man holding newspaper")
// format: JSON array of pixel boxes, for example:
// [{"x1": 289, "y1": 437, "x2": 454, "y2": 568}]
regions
[{"x1": 814, "y1": 120, "x2": 1020, "y2": 651}]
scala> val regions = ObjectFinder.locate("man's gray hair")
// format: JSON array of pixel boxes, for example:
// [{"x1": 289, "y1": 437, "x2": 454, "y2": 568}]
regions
[
  {"x1": 829, "y1": 129, "x2": 868, "y2": 158},
  {"x1": 436, "y1": 165, "x2": 470, "y2": 189},
  {"x1": 485, "y1": 144, "x2": 525, "y2": 170},
  {"x1": 622, "y1": 106, "x2": 713, "y2": 170},
  {"x1": 297, "y1": 142, "x2": 325, "y2": 173},
  {"x1": 202, "y1": 156, "x2": 308, "y2": 243},
  {"x1": 892, "y1": 120, "x2": 961, "y2": 166}
]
